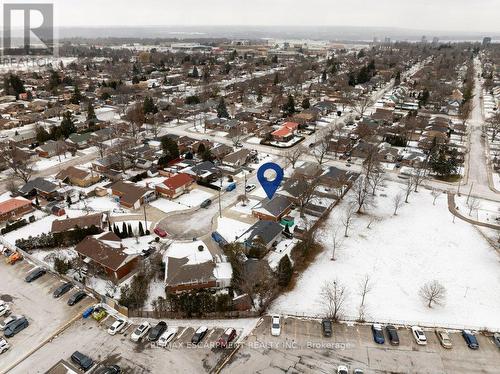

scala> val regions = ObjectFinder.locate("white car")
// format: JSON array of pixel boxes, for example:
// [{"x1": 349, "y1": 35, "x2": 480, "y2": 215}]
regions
[
  {"x1": 130, "y1": 321, "x2": 151, "y2": 342},
  {"x1": 271, "y1": 315, "x2": 281, "y2": 336},
  {"x1": 107, "y1": 318, "x2": 127, "y2": 335},
  {"x1": 411, "y1": 326, "x2": 427, "y2": 345},
  {"x1": 0, "y1": 315, "x2": 20, "y2": 331},
  {"x1": 0, "y1": 304, "x2": 10, "y2": 317},
  {"x1": 0, "y1": 338, "x2": 10, "y2": 354},
  {"x1": 245, "y1": 184, "x2": 256, "y2": 193},
  {"x1": 337, "y1": 366, "x2": 348, "y2": 374},
  {"x1": 157, "y1": 327, "x2": 178, "y2": 347}
]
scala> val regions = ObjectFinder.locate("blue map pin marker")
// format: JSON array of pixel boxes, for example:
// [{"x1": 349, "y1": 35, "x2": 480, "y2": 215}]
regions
[{"x1": 257, "y1": 162, "x2": 284, "y2": 200}]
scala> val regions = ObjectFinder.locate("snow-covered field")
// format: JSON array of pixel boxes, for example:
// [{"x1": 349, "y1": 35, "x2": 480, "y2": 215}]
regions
[{"x1": 271, "y1": 181, "x2": 500, "y2": 330}]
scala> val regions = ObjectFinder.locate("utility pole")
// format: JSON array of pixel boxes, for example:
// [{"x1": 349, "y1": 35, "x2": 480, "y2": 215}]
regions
[
  {"x1": 143, "y1": 203, "x2": 148, "y2": 233},
  {"x1": 466, "y1": 182, "x2": 474, "y2": 204},
  {"x1": 218, "y1": 172, "x2": 223, "y2": 219},
  {"x1": 244, "y1": 172, "x2": 247, "y2": 199}
]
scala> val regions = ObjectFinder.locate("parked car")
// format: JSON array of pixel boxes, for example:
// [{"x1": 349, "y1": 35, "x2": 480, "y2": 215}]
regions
[
  {"x1": 0, "y1": 304, "x2": 10, "y2": 317},
  {"x1": 70, "y1": 351, "x2": 94, "y2": 372},
  {"x1": 245, "y1": 184, "x2": 256, "y2": 192},
  {"x1": 92, "y1": 307, "x2": 107, "y2": 322},
  {"x1": 0, "y1": 338, "x2": 10, "y2": 354},
  {"x1": 271, "y1": 315, "x2": 281, "y2": 336},
  {"x1": 25, "y1": 267, "x2": 46, "y2": 282},
  {"x1": 141, "y1": 247, "x2": 156, "y2": 257},
  {"x1": 435, "y1": 329, "x2": 452, "y2": 349},
  {"x1": 353, "y1": 370, "x2": 364, "y2": 374},
  {"x1": 217, "y1": 328, "x2": 237, "y2": 348},
  {"x1": 386, "y1": 325, "x2": 400, "y2": 346},
  {"x1": 53, "y1": 282, "x2": 73, "y2": 298},
  {"x1": 462, "y1": 330, "x2": 479, "y2": 349},
  {"x1": 200, "y1": 199, "x2": 212, "y2": 208},
  {"x1": 108, "y1": 319, "x2": 127, "y2": 335},
  {"x1": 148, "y1": 321, "x2": 167, "y2": 341},
  {"x1": 0, "y1": 315, "x2": 20, "y2": 330},
  {"x1": 67, "y1": 290, "x2": 87, "y2": 306},
  {"x1": 158, "y1": 327, "x2": 178, "y2": 347},
  {"x1": 226, "y1": 182, "x2": 236, "y2": 192},
  {"x1": 1, "y1": 247, "x2": 12, "y2": 257},
  {"x1": 95, "y1": 365, "x2": 121, "y2": 374},
  {"x1": 372, "y1": 324, "x2": 385, "y2": 344},
  {"x1": 4, "y1": 317, "x2": 28, "y2": 338},
  {"x1": 492, "y1": 332, "x2": 500, "y2": 348},
  {"x1": 337, "y1": 365, "x2": 348, "y2": 374},
  {"x1": 191, "y1": 326, "x2": 208, "y2": 344},
  {"x1": 130, "y1": 321, "x2": 151, "y2": 342},
  {"x1": 411, "y1": 326, "x2": 427, "y2": 345},
  {"x1": 321, "y1": 319, "x2": 332, "y2": 337},
  {"x1": 153, "y1": 227, "x2": 167, "y2": 238},
  {"x1": 6, "y1": 251, "x2": 22, "y2": 264}
]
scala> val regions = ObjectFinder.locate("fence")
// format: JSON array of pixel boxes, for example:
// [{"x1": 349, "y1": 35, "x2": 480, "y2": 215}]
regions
[{"x1": 128, "y1": 309, "x2": 260, "y2": 319}]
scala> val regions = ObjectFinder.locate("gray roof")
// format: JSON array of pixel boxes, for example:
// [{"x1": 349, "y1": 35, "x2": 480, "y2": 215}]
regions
[
  {"x1": 19, "y1": 177, "x2": 59, "y2": 194},
  {"x1": 244, "y1": 220, "x2": 283, "y2": 247},
  {"x1": 255, "y1": 195, "x2": 292, "y2": 217}
]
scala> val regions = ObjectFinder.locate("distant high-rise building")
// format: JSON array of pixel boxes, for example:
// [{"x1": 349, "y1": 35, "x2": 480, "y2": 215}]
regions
[
  {"x1": 384, "y1": 37, "x2": 391, "y2": 44},
  {"x1": 483, "y1": 37, "x2": 492, "y2": 46},
  {"x1": 432, "y1": 37, "x2": 439, "y2": 44},
  {"x1": 421, "y1": 35, "x2": 427, "y2": 43},
  {"x1": 373, "y1": 37, "x2": 379, "y2": 44}
]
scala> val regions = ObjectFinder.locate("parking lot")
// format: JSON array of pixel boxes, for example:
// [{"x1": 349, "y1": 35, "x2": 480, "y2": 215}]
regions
[
  {"x1": 222, "y1": 316, "x2": 500, "y2": 373},
  {"x1": 0, "y1": 258, "x2": 94, "y2": 373},
  {"x1": 9, "y1": 312, "x2": 256, "y2": 373}
]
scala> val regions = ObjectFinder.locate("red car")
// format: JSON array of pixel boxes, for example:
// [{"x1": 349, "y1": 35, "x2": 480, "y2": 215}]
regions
[
  {"x1": 154, "y1": 227, "x2": 168, "y2": 237},
  {"x1": 217, "y1": 328, "x2": 237, "y2": 348}
]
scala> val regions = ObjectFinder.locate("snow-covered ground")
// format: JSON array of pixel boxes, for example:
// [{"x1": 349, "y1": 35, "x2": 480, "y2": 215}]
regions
[
  {"x1": 149, "y1": 197, "x2": 190, "y2": 214},
  {"x1": 454, "y1": 195, "x2": 500, "y2": 224},
  {"x1": 32, "y1": 152, "x2": 79, "y2": 171},
  {"x1": 271, "y1": 181, "x2": 500, "y2": 330},
  {"x1": 176, "y1": 188, "x2": 214, "y2": 208}
]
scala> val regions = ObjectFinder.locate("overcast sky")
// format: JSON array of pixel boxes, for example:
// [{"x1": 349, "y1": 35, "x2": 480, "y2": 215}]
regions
[{"x1": 12, "y1": 0, "x2": 500, "y2": 33}]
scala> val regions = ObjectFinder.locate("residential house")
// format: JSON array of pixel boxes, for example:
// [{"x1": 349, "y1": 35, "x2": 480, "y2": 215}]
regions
[
  {"x1": 222, "y1": 148, "x2": 251, "y2": 168},
  {"x1": 184, "y1": 161, "x2": 219, "y2": 183},
  {"x1": 55, "y1": 166, "x2": 100, "y2": 188},
  {"x1": 155, "y1": 173, "x2": 194, "y2": 199},
  {"x1": 252, "y1": 195, "x2": 293, "y2": 221},
  {"x1": 19, "y1": 178, "x2": 59, "y2": 200},
  {"x1": 74, "y1": 232, "x2": 139, "y2": 281},
  {"x1": 110, "y1": 181, "x2": 156, "y2": 209},
  {"x1": 0, "y1": 197, "x2": 34, "y2": 222},
  {"x1": 35, "y1": 140, "x2": 68, "y2": 158},
  {"x1": 51, "y1": 212, "x2": 106, "y2": 234},
  {"x1": 271, "y1": 121, "x2": 299, "y2": 142},
  {"x1": 242, "y1": 220, "x2": 284, "y2": 257}
]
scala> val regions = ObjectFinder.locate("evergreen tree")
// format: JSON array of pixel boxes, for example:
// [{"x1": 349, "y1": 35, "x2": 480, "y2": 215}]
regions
[
  {"x1": 273, "y1": 72, "x2": 280, "y2": 85},
  {"x1": 113, "y1": 224, "x2": 120, "y2": 236},
  {"x1": 108, "y1": 221, "x2": 112, "y2": 232},
  {"x1": 48, "y1": 70, "x2": 61, "y2": 91},
  {"x1": 70, "y1": 85, "x2": 82, "y2": 104},
  {"x1": 160, "y1": 136, "x2": 180, "y2": 163},
  {"x1": 143, "y1": 96, "x2": 155, "y2": 114},
  {"x1": 138, "y1": 221, "x2": 145, "y2": 236},
  {"x1": 301, "y1": 97, "x2": 310, "y2": 110},
  {"x1": 87, "y1": 101, "x2": 96, "y2": 126},
  {"x1": 217, "y1": 97, "x2": 230, "y2": 118},
  {"x1": 283, "y1": 94, "x2": 296, "y2": 116},
  {"x1": 132, "y1": 76, "x2": 140, "y2": 84},
  {"x1": 197, "y1": 143, "x2": 206, "y2": 157},
  {"x1": 128, "y1": 223, "x2": 133, "y2": 237},
  {"x1": 191, "y1": 66, "x2": 199, "y2": 78},
  {"x1": 36, "y1": 126, "x2": 51, "y2": 143},
  {"x1": 60, "y1": 111, "x2": 76, "y2": 138},
  {"x1": 122, "y1": 222, "x2": 127, "y2": 239},
  {"x1": 321, "y1": 71, "x2": 327, "y2": 82},
  {"x1": 277, "y1": 255, "x2": 293, "y2": 287}
]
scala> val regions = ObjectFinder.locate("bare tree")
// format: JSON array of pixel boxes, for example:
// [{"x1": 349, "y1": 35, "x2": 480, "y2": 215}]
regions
[
  {"x1": 350, "y1": 176, "x2": 374, "y2": 214},
  {"x1": 358, "y1": 274, "x2": 374, "y2": 321},
  {"x1": 5, "y1": 179, "x2": 19, "y2": 195},
  {"x1": 419, "y1": 280, "x2": 446, "y2": 308},
  {"x1": 0, "y1": 144, "x2": 34, "y2": 183},
  {"x1": 237, "y1": 194, "x2": 250, "y2": 207},
  {"x1": 486, "y1": 111, "x2": 500, "y2": 142},
  {"x1": 342, "y1": 202, "x2": 357, "y2": 237},
  {"x1": 392, "y1": 192, "x2": 404, "y2": 215},
  {"x1": 412, "y1": 164, "x2": 428, "y2": 192},
  {"x1": 284, "y1": 146, "x2": 304, "y2": 169},
  {"x1": 352, "y1": 95, "x2": 374, "y2": 119},
  {"x1": 319, "y1": 279, "x2": 349, "y2": 321},
  {"x1": 466, "y1": 197, "x2": 481, "y2": 217},
  {"x1": 330, "y1": 224, "x2": 344, "y2": 261},
  {"x1": 310, "y1": 129, "x2": 333, "y2": 166},
  {"x1": 403, "y1": 177, "x2": 416, "y2": 203},
  {"x1": 290, "y1": 172, "x2": 320, "y2": 217},
  {"x1": 431, "y1": 189, "x2": 441, "y2": 205}
]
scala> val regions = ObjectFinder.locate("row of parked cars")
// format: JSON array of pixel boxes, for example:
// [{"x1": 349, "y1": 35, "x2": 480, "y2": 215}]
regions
[
  {"x1": 0, "y1": 300, "x2": 29, "y2": 355},
  {"x1": 25, "y1": 266, "x2": 89, "y2": 305}
]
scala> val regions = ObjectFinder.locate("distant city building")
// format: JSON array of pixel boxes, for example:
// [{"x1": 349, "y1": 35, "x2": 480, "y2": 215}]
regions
[
  {"x1": 432, "y1": 37, "x2": 439, "y2": 44},
  {"x1": 384, "y1": 37, "x2": 391, "y2": 44},
  {"x1": 373, "y1": 37, "x2": 379, "y2": 44},
  {"x1": 421, "y1": 35, "x2": 427, "y2": 43},
  {"x1": 483, "y1": 37, "x2": 492, "y2": 46}
]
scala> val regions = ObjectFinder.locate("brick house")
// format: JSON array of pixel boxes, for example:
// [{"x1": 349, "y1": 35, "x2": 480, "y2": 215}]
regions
[
  {"x1": 55, "y1": 166, "x2": 100, "y2": 188},
  {"x1": 252, "y1": 195, "x2": 293, "y2": 222},
  {"x1": 0, "y1": 197, "x2": 34, "y2": 222},
  {"x1": 155, "y1": 173, "x2": 194, "y2": 199},
  {"x1": 110, "y1": 181, "x2": 156, "y2": 209}
]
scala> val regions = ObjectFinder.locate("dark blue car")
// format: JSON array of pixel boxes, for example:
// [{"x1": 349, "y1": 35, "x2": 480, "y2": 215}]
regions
[
  {"x1": 372, "y1": 324, "x2": 385, "y2": 344},
  {"x1": 462, "y1": 330, "x2": 479, "y2": 349}
]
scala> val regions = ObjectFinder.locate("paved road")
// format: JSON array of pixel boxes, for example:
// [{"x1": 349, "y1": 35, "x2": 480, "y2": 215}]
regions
[{"x1": 223, "y1": 316, "x2": 500, "y2": 374}]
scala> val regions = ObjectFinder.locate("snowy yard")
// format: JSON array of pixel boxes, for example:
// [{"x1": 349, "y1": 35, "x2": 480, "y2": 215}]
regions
[
  {"x1": 271, "y1": 181, "x2": 500, "y2": 330},
  {"x1": 32, "y1": 153, "x2": 79, "y2": 171},
  {"x1": 216, "y1": 217, "x2": 252, "y2": 242}
]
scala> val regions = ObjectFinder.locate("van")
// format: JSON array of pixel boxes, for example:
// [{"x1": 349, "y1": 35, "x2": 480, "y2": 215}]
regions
[
  {"x1": 71, "y1": 351, "x2": 94, "y2": 371},
  {"x1": 226, "y1": 182, "x2": 236, "y2": 192}
]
